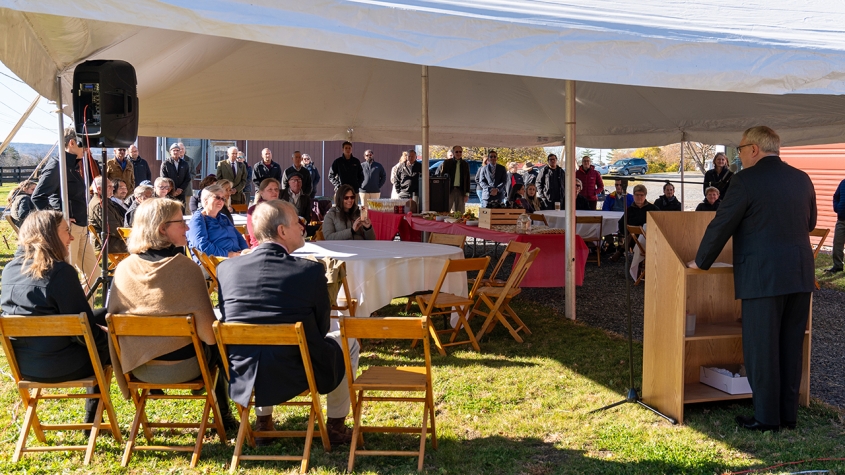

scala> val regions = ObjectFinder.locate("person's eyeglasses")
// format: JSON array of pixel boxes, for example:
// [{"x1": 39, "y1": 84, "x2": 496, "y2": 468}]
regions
[
  {"x1": 736, "y1": 143, "x2": 755, "y2": 152},
  {"x1": 165, "y1": 219, "x2": 187, "y2": 225},
  {"x1": 213, "y1": 195, "x2": 226, "y2": 201},
  {"x1": 365, "y1": 154, "x2": 373, "y2": 157},
  {"x1": 454, "y1": 151, "x2": 463, "y2": 154},
  {"x1": 343, "y1": 195, "x2": 356, "y2": 201},
  {"x1": 156, "y1": 186, "x2": 171, "y2": 190},
  {"x1": 117, "y1": 148, "x2": 126, "y2": 152}
]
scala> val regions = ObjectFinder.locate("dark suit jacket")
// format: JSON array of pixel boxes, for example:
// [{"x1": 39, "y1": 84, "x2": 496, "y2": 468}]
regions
[
  {"x1": 217, "y1": 243, "x2": 345, "y2": 407},
  {"x1": 280, "y1": 189, "x2": 313, "y2": 221},
  {"x1": 438, "y1": 159, "x2": 471, "y2": 195},
  {"x1": 695, "y1": 156, "x2": 816, "y2": 299},
  {"x1": 216, "y1": 160, "x2": 248, "y2": 202},
  {"x1": 161, "y1": 158, "x2": 191, "y2": 202},
  {"x1": 478, "y1": 164, "x2": 507, "y2": 202}
]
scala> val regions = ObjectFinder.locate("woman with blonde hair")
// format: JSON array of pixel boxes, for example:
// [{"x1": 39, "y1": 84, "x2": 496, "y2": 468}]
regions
[
  {"x1": 108, "y1": 198, "x2": 238, "y2": 431},
  {"x1": 215, "y1": 178, "x2": 235, "y2": 221},
  {"x1": 390, "y1": 151, "x2": 409, "y2": 199},
  {"x1": 0, "y1": 210, "x2": 110, "y2": 425},
  {"x1": 246, "y1": 178, "x2": 281, "y2": 247},
  {"x1": 6, "y1": 179, "x2": 37, "y2": 228}
]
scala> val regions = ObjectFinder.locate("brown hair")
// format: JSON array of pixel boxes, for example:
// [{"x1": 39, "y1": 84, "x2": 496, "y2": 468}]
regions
[
  {"x1": 6, "y1": 180, "x2": 36, "y2": 205},
  {"x1": 18, "y1": 210, "x2": 67, "y2": 279},
  {"x1": 333, "y1": 184, "x2": 360, "y2": 223}
]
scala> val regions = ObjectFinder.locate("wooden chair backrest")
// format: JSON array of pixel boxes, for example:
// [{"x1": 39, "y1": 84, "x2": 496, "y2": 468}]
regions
[
  {"x1": 234, "y1": 224, "x2": 247, "y2": 236},
  {"x1": 529, "y1": 213, "x2": 548, "y2": 226},
  {"x1": 428, "y1": 232, "x2": 466, "y2": 249},
  {"x1": 117, "y1": 227, "x2": 132, "y2": 240},
  {"x1": 485, "y1": 248, "x2": 539, "y2": 309},
  {"x1": 88, "y1": 224, "x2": 102, "y2": 247},
  {"x1": 0, "y1": 313, "x2": 107, "y2": 385},
  {"x1": 5, "y1": 214, "x2": 20, "y2": 234},
  {"x1": 627, "y1": 225, "x2": 646, "y2": 255},
  {"x1": 313, "y1": 225, "x2": 325, "y2": 241},
  {"x1": 191, "y1": 247, "x2": 221, "y2": 285},
  {"x1": 487, "y1": 240, "x2": 531, "y2": 282},
  {"x1": 810, "y1": 227, "x2": 830, "y2": 260},
  {"x1": 333, "y1": 261, "x2": 356, "y2": 317},
  {"x1": 213, "y1": 321, "x2": 313, "y2": 385},
  {"x1": 231, "y1": 204, "x2": 248, "y2": 213},
  {"x1": 420, "y1": 257, "x2": 490, "y2": 317},
  {"x1": 576, "y1": 215, "x2": 603, "y2": 241},
  {"x1": 339, "y1": 316, "x2": 431, "y2": 387}
]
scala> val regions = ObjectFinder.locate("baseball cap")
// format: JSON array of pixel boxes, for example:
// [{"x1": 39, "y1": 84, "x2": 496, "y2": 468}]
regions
[{"x1": 169, "y1": 143, "x2": 180, "y2": 150}]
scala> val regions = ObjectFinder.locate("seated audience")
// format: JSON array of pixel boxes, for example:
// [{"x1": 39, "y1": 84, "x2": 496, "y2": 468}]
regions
[
  {"x1": 190, "y1": 175, "x2": 218, "y2": 213},
  {"x1": 696, "y1": 186, "x2": 721, "y2": 211},
  {"x1": 111, "y1": 179, "x2": 131, "y2": 216},
  {"x1": 215, "y1": 178, "x2": 236, "y2": 221},
  {"x1": 280, "y1": 172, "x2": 313, "y2": 222},
  {"x1": 107, "y1": 198, "x2": 237, "y2": 431},
  {"x1": 654, "y1": 182, "x2": 682, "y2": 211},
  {"x1": 187, "y1": 184, "x2": 248, "y2": 258},
  {"x1": 522, "y1": 183, "x2": 542, "y2": 214},
  {"x1": 610, "y1": 184, "x2": 657, "y2": 262},
  {"x1": 575, "y1": 179, "x2": 591, "y2": 210},
  {"x1": 323, "y1": 184, "x2": 375, "y2": 240},
  {"x1": 124, "y1": 184, "x2": 154, "y2": 227},
  {"x1": 602, "y1": 180, "x2": 634, "y2": 211},
  {"x1": 246, "y1": 178, "x2": 281, "y2": 247},
  {"x1": 508, "y1": 183, "x2": 527, "y2": 209},
  {"x1": 154, "y1": 177, "x2": 176, "y2": 199},
  {"x1": 88, "y1": 177, "x2": 127, "y2": 253},
  {"x1": 217, "y1": 200, "x2": 358, "y2": 446},
  {"x1": 6, "y1": 179, "x2": 37, "y2": 228},
  {"x1": 0, "y1": 210, "x2": 110, "y2": 426}
]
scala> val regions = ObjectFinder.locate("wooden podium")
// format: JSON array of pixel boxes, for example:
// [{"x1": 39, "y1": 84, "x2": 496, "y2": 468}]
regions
[{"x1": 642, "y1": 211, "x2": 812, "y2": 424}]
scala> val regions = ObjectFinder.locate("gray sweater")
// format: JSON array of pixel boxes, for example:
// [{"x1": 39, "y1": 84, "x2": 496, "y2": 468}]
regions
[{"x1": 322, "y1": 207, "x2": 376, "y2": 240}]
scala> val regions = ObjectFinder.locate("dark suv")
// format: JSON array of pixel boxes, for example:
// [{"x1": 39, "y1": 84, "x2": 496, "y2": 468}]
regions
[{"x1": 609, "y1": 158, "x2": 648, "y2": 175}]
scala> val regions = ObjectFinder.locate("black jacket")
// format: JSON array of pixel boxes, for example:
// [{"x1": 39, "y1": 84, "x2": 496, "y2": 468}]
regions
[
  {"x1": 575, "y1": 194, "x2": 591, "y2": 211},
  {"x1": 478, "y1": 164, "x2": 508, "y2": 203},
  {"x1": 282, "y1": 165, "x2": 313, "y2": 196},
  {"x1": 522, "y1": 168, "x2": 539, "y2": 186},
  {"x1": 161, "y1": 158, "x2": 191, "y2": 195},
  {"x1": 620, "y1": 202, "x2": 658, "y2": 235},
  {"x1": 695, "y1": 200, "x2": 720, "y2": 212},
  {"x1": 395, "y1": 161, "x2": 422, "y2": 199},
  {"x1": 703, "y1": 167, "x2": 733, "y2": 199},
  {"x1": 360, "y1": 160, "x2": 387, "y2": 193},
  {"x1": 537, "y1": 166, "x2": 565, "y2": 206},
  {"x1": 695, "y1": 156, "x2": 816, "y2": 299},
  {"x1": 130, "y1": 156, "x2": 152, "y2": 184},
  {"x1": 280, "y1": 188, "x2": 313, "y2": 221},
  {"x1": 328, "y1": 155, "x2": 364, "y2": 191},
  {"x1": 31, "y1": 152, "x2": 88, "y2": 224},
  {"x1": 10, "y1": 194, "x2": 35, "y2": 228},
  {"x1": 505, "y1": 172, "x2": 524, "y2": 200},
  {"x1": 304, "y1": 164, "x2": 320, "y2": 197},
  {"x1": 217, "y1": 243, "x2": 345, "y2": 407},
  {"x1": 253, "y1": 160, "x2": 283, "y2": 190},
  {"x1": 654, "y1": 195, "x2": 682, "y2": 211},
  {"x1": 0, "y1": 255, "x2": 105, "y2": 381},
  {"x1": 439, "y1": 159, "x2": 471, "y2": 195}
]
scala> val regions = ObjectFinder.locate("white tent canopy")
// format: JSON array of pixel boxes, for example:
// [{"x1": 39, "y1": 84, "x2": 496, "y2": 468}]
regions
[{"x1": 3, "y1": 1, "x2": 845, "y2": 148}]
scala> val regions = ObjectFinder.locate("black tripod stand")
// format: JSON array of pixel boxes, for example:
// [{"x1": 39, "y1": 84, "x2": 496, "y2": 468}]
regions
[
  {"x1": 590, "y1": 178, "x2": 676, "y2": 424},
  {"x1": 85, "y1": 148, "x2": 112, "y2": 303}
]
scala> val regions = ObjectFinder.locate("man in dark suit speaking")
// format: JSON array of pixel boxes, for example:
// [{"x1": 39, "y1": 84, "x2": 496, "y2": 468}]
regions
[
  {"x1": 217, "y1": 200, "x2": 358, "y2": 445},
  {"x1": 688, "y1": 126, "x2": 816, "y2": 432}
]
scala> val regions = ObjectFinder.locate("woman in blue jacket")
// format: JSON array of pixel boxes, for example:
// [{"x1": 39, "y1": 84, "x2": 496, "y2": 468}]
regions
[{"x1": 187, "y1": 184, "x2": 247, "y2": 259}]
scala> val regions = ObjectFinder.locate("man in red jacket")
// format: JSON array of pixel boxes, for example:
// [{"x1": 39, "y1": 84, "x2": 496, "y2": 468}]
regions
[{"x1": 575, "y1": 155, "x2": 604, "y2": 210}]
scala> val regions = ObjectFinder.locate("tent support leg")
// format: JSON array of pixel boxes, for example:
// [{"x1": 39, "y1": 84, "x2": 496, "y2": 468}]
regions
[
  {"x1": 564, "y1": 80, "x2": 577, "y2": 320},
  {"x1": 421, "y1": 65, "x2": 429, "y2": 214}
]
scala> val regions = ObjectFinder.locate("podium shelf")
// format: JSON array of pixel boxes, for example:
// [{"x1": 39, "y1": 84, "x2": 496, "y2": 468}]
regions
[
  {"x1": 685, "y1": 266, "x2": 734, "y2": 275},
  {"x1": 685, "y1": 322, "x2": 742, "y2": 340},
  {"x1": 684, "y1": 382, "x2": 752, "y2": 404}
]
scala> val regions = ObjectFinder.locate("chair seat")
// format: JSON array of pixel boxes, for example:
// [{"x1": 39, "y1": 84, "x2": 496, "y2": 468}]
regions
[
  {"x1": 468, "y1": 277, "x2": 507, "y2": 287},
  {"x1": 126, "y1": 375, "x2": 205, "y2": 391},
  {"x1": 353, "y1": 366, "x2": 427, "y2": 391},
  {"x1": 477, "y1": 286, "x2": 521, "y2": 298},
  {"x1": 418, "y1": 292, "x2": 474, "y2": 307},
  {"x1": 19, "y1": 376, "x2": 99, "y2": 389}
]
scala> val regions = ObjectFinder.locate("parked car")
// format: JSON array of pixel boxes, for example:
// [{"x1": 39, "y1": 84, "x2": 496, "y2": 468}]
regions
[
  {"x1": 594, "y1": 164, "x2": 609, "y2": 175},
  {"x1": 609, "y1": 158, "x2": 648, "y2": 175}
]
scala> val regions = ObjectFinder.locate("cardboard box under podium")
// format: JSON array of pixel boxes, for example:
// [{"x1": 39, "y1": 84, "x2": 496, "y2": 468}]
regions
[{"x1": 699, "y1": 365, "x2": 752, "y2": 395}]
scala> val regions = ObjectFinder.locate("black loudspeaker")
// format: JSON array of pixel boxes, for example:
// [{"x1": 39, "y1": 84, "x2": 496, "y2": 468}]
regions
[
  {"x1": 427, "y1": 176, "x2": 451, "y2": 213},
  {"x1": 72, "y1": 60, "x2": 138, "y2": 148}
]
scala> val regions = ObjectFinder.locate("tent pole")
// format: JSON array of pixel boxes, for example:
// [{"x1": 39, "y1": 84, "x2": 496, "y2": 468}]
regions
[
  {"x1": 679, "y1": 137, "x2": 685, "y2": 209},
  {"x1": 564, "y1": 80, "x2": 576, "y2": 320},
  {"x1": 0, "y1": 95, "x2": 40, "y2": 158},
  {"x1": 55, "y1": 75, "x2": 70, "y2": 222},
  {"x1": 421, "y1": 65, "x2": 429, "y2": 212}
]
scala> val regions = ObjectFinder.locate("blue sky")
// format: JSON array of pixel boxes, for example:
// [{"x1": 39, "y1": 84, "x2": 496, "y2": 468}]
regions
[{"x1": 0, "y1": 61, "x2": 68, "y2": 145}]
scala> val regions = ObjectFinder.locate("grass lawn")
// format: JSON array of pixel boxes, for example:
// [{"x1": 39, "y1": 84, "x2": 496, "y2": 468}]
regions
[{"x1": 0, "y1": 183, "x2": 843, "y2": 474}]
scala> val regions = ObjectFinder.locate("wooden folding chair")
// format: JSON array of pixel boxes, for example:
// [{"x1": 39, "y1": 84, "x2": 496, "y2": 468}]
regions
[
  {"x1": 332, "y1": 261, "x2": 358, "y2": 318},
  {"x1": 627, "y1": 225, "x2": 646, "y2": 285},
  {"x1": 468, "y1": 240, "x2": 531, "y2": 288},
  {"x1": 231, "y1": 203, "x2": 248, "y2": 213},
  {"x1": 529, "y1": 213, "x2": 548, "y2": 226},
  {"x1": 414, "y1": 257, "x2": 490, "y2": 356},
  {"x1": 469, "y1": 248, "x2": 539, "y2": 343},
  {"x1": 88, "y1": 224, "x2": 128, "y2": 269},
  {"x1": 106, "y1": 314, "x2": 227, "y2": 467},
  {"x1": 213, "y1": 321, "x2": 331, "y2": 474},
  {"x1": 810, "y1": 227, "x2": 830, "y2": 290},
  {"x1": 192, "y1": 247, "x2": 221, "y2": 296},
  {"x1": 404, "y1": 233, "x2": 467, "y2": 312},
  {"x1": 313, "y1": 225, "x2": 325, "y2": 241},
  {"x1": 5, "y1": 214, "x2": 20, "y2": 234},
  {"x1": 576, "y1": 215, "x2": 603, "y2": 266},
  {"x1": 234, "y1": 224, "x2": 248, "y2": 242},
  {"x1": 428, "y1": 232, "x2": 466, "y2": 249},
  {"x1": 117, "y1": 227, "x2": 132, "y2": 240},
  {"x1": 0, "y1": 313, "x2": 122, "y2": 465},
  {"x1": 339, "y1": 316, "x2": 436, "y2": 472}
]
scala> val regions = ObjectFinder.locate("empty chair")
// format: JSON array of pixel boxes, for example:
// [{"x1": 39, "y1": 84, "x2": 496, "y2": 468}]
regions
[
  {"x1": 576, "y1": 215, "x2": 603, "y2": 266},
  {"x1": 810, "y1": 227, "x2": 830, "y2": 290},
  {"x1": 468, "y1": 240, "x2": 531, "y2": 288},
  {"x1": 627, "y1": 225, "x2": 647, "y2": 285}
]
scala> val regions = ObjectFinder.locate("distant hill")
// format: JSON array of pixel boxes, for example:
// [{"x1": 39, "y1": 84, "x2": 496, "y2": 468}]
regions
[{"x1": 10, "y1": 142, "x2": 58, "y2": 159}]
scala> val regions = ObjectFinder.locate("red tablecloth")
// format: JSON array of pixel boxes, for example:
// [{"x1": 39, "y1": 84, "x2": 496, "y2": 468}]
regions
[
  {"x1": 368, "y1": 210, "x2": 406, "y2": 240},
  {"x1": 404, "y1": 216, "x2": 588, "y2": 288}
]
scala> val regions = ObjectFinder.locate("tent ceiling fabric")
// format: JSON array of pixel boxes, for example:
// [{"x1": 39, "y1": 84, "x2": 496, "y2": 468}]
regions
[{"x1": 3, "y1": 1, "x2": 845, "y2": 147}]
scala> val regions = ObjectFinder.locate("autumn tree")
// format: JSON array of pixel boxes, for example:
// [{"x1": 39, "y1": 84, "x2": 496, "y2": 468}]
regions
[{"x1": 683, "y1": 142, "x2": 716, "y2": 173}]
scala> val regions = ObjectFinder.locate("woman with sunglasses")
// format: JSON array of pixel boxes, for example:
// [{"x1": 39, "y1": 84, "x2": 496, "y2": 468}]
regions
[
  {"x1": 575, "y1": 179, "x2": 592, "y2": 210},
  {"x1": 323, "y1": 184, "x2": 375, "y2": 240},
  {"x1": 186, "y1": 184, "x2": 248, "y2": 258}
]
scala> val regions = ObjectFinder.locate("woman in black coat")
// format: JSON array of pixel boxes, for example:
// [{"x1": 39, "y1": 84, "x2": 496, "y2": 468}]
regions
[
  {"x1": 0, "y1": 210, "x2": 109, "y2": 423},
  {"x1": 703, "y1": 152, "x2": 733, "y2": 199}
]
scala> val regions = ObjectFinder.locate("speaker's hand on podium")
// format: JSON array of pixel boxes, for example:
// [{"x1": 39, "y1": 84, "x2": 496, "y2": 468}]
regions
[{"x1": 686, "y1": 260, "x2": 699, "y2": 269}]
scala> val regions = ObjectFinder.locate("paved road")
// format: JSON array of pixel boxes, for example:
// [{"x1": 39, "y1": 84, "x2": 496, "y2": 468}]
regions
[{"x1": 607, "y1": 171, "x2": 705, "y2": 211}]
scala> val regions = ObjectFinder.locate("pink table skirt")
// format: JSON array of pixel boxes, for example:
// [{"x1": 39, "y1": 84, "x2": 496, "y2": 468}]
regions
[
  {"x1": 368, "y1": 210, "x2": 406, "y2": 240},
  {"x1": 404, "y1": 216, "x2": 588, "y2": 288}
]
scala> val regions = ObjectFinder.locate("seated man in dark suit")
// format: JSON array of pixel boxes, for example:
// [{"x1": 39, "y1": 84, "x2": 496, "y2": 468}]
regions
[
  {"x1": 217, "y1": 200, "x2": 359, "y2": 445},
  {"x1": 280, "y1": 172, "x2": 318, "y2": 237}
]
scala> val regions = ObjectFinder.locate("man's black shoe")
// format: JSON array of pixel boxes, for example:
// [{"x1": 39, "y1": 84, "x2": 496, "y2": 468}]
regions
[
  {"x1": 781, "y1": 421, "x2": 796, "y2": 430},
  {"x1": 823, "y1": 267, "x2": 842, "y2": 274},
  {"x1": 735, "y1": 415, "x2": 779, "y2": 433}
]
